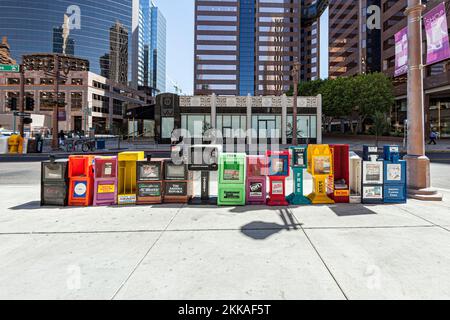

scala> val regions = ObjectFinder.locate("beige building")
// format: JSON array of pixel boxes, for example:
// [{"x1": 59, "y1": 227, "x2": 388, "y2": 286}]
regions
[{"x1": 0, "y1": 70, "x2": 152, "y2": 134}]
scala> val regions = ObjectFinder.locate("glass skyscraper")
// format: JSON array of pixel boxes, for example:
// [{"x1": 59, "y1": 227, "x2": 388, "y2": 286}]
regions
[
  {"x1": 150, "y1": 4, "x2": 166, "y2": 93},
  {"x1": 194, "y1": 0, "x2": 325, "y2": 96},
  {"x1": 0, "y1": 0, "x2": 133, "y2": 83}
]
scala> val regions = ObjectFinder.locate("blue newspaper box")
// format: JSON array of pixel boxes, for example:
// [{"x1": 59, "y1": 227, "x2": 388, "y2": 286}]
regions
[
  {"x1": 362, "y1": 145, "x2": 384, "y2": 204},
  {"x1": 383, "y1": 145, "x2": 407, "y2": 203}
]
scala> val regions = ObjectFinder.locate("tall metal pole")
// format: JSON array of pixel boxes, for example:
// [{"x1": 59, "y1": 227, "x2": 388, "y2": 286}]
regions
[
  {"x1": 404, "y1": 0, "x2": 442, "y2": 200},
  {"x1": 52, "y1": 55, "x2": 60, "y2": 151},
  {"x1": 292, "y1": 60, "x2": 300, "y2": 146},
  {"x1": 18, "y1": 64, "x2": 25, "y2": 137}
]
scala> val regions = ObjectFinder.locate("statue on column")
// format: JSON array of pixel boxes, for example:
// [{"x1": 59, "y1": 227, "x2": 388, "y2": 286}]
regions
[{"x1": 0, "y1": 36, "x2": 16, "y2": 65}]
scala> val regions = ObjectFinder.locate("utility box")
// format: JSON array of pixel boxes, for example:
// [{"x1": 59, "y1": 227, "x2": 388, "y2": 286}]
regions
[
  {"x1": 163, "y1": 160, "x2": 193, "y2": 203},
  {"x1": 383, "y1": 145, "x2": 407, "y2": 203},
  {"x1": 118, "y1": 151, "x2": 145, "y2": 205},
  {"x1": 287, "y1": 146, "x2": 311, "y2": 205},
  {"x1": 41, "y1": 157, "x2": 68, "y2": 206},
  {"x1": 349, "y1": 151, "x2": 362, "y2": 204},
  {"x1": 246, "y1": 155, "x2": 268, "y2": 205},
  {"x1": 307, "y1": 145, "x2": 335, "y2": 204},
  {"x1": 0, "y1": 136, "x2": 8, "y2": 154},
  {"x1": 68, "y1": 155, "x2": 95, "y2": 206},
  {"x1": 266, "y1": 150, "x2": 290, "y2": 206},
  {"x1": 327, "y1": 145, "x2": 350, "y2": 203},
  {"x1": 218, "y1": 153, "x2": 246, "y2": 206},
  {"x1": 93, "y1": 156, "x2": 118, "y2": 206},
  {"x1": 136, "y1": 157, "x2": 165, "y2": 205},
  {"x1": 362, "y1": 146, "x2": 384, "y2": 204}
]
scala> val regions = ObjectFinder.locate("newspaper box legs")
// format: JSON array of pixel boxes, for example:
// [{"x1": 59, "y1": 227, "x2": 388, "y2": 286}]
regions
[
  {"x1": 266, "y1": 150, "x2": 290, "y2": 206},
  {"x1": 307, "y1": 145, "x2": 335, "y2": 205},
  {"x1": 118, "y1": 151, "x2": 145, "y2": 205},
  {"x1": 218, "y1": 153, "x2": 246, "y2": 206},
  {"x1": 246, "y1": 156, "x2": 267, "y2": 205},
  {"x1": 286, "y1": 146, "x2": 311, "y2": 205}
]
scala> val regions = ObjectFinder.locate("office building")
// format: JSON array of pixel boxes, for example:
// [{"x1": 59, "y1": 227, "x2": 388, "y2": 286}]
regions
[
  {"x1": 194, "y1": 0, "x2": 326, "y2": 96},
  {"x1": 109, "y1": 21, "x2": 129, "y2": 86},
  {"x1": 328, "y1": 0, "x2": 381, "y2": 78}
]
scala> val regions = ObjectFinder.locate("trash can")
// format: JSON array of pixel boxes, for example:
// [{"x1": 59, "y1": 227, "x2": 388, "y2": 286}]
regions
[
  {"x1": 0, "y1": 136, "x2": 8, "y2": 154},
  {"x1": 96, "y1": 139, "x2": 106, "y2": 150}
]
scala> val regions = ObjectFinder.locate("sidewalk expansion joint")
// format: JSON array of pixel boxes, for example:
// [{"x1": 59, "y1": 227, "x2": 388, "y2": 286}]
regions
[
  {"x1": 287, "y1": 208, "x2": 349, "y2": 300},
  {"x1": 396, "y1": 206, "x2": 450, "y2": 234},
  {"x1": 110, "y1": 203, "x2": 185, "y2": 300}
]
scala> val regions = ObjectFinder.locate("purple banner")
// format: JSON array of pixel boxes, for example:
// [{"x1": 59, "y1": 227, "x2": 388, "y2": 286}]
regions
[
  {"x1": 394, "y1": 27, "x2": 408, "y2": 77},
  {"x1": 424, "y1": 2, "x2": 450, "y2": 65}
]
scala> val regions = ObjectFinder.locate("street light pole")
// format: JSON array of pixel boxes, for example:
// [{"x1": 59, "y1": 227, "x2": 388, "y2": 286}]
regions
[
  {"x1": 404, "y1": 0, "x2": 442, "y2": 200},
  {"x1": 292, "y1": 60, "x2": 300, "y2": 146}
]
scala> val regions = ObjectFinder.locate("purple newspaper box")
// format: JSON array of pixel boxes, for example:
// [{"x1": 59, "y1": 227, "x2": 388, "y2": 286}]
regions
[
  {"x1": 246, "y1": 156, "x2": 268, "y2": 205},
  {"x1": 93, "y1": 156, "x2": 118, "y2": 206}
]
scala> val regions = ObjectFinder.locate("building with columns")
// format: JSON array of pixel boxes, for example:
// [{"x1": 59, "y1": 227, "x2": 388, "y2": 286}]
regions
[{"x1": 153, "y1": 93, "x2": 322, "y2": 145}]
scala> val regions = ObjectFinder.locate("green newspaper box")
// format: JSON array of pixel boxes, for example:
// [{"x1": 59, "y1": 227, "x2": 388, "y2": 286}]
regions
[{"x1": 218, "y1": 153, "x2": 246, "y2": 206}]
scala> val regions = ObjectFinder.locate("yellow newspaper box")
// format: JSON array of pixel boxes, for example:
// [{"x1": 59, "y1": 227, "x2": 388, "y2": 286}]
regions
[
  {"x1": 118, "y1": 151, "x2": 145, "y2": 205},
  {"x1": 307, "y1": 145, "x2": 335, "y2": 204}
]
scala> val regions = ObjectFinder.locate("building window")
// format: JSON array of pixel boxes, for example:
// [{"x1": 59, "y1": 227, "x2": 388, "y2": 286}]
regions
[
  {"x1": 71, "y1": 92, "x2": 83, "y2": 110},
  {"x1": 113, "y1": 99, "x2": 124, "y2": 115},
  {"x1": 71, "y1": 78, "x2": 83, "y2": 85},
  {"x1": 25, "y1": 78, "x2": 35, "y2": 85},
  {"x1": 287, "y1": 115, "x2": 317, "y2": 139},
  {"x1": 39, "y1": 92, "x2": 65, "y2": 111},
  {"x1": 5, "y1": 92, "x2": 19, "y2": 111},
  {"x1": 7, "y1": 78, "x2": 20, "y2": 85},
  {"x1": 40, "y1": 78, "x2": 54, "y2": 85},
  {"x1": 181, "y1": 114, "x2": 211, "y2": 138},
  {"x1": 92, "y1": 93, "x2": 109, "y2": 114}
]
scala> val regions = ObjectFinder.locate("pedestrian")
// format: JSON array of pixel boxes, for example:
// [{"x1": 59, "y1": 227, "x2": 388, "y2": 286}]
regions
[
  {"x1": 58, "y1": 130, "x2": 66, "y2": 147},
  {"x1": 428, "y1": 130, "x2": 438, "y2": 145}
]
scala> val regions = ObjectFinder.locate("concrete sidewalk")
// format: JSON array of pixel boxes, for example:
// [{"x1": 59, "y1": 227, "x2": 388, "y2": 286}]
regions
[{"x1": 0, "y1": 173, "x2": 450, "y2": 299}]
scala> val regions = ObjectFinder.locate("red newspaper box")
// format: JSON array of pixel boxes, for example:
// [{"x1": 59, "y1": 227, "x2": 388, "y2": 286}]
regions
[
  {"x1": 327, "y1": 144, "x2": 350, "y2": 203},
  {"x1": 68, "y1": 155, "x2": 95, "y2": 206},
  {"x1": 246, "y1": 155, "x2": 268, "y2": 205},
  {"x1": 266, "y1": 150, "x2": 290, "y2": 206}
]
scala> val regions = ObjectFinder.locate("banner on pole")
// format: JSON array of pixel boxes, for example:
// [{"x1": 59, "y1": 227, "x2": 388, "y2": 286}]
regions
[
  {"x1": 394, "y1": 27, "x2": 408, "y2": 77},
  {"x1": 424, "y1": 2, "x2": 450, "y2": 65}
]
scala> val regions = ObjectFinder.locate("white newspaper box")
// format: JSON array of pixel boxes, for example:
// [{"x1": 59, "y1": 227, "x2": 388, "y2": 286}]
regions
[{"x1": 349, "y1": 151, "x2": 362, "y2": 203}]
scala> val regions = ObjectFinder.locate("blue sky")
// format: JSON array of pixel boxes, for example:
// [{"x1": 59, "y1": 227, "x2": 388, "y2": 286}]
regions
[{"x1": 155, "y1": 0, "x2": 329, "y2": 94}]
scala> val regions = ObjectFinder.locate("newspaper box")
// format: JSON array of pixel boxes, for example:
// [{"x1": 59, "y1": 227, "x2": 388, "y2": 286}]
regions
[
  {"x1": 93, "y1": 156, "x2": 118, "y2": 206},
  {"x1": 246, "y1": 155, "x2": 268, "y2": 205},
  {"x1": 327, "y1": 145, "x2": 350, "y2": 203},
  {"x1": 287, "y1": 146, "x2": 311, "y2": 205},
  {"x1": 218, "y1": 153, "x2": 246, "y2": 206},
  {"x1": 266, "y1": 150, "x2": 290, "y2": 206},
  {"x1": 307, "y1": 145, "x2": 335, "y2": 204},
  {"x1": 163, "y1": 160, "x2": 193, "y2": 203},
  {"x1": 136, "y1": 156, "x2": 165, "y2": 205},
  {"x1": 118, "y1": 151, "x2": 145, "y2": 205},
  {"x1": 383, "y1": 145, "x2": 407, "y2": 203},
  {"x1": 362, "y1": 146, "x2": 384, "y2": 204},
  {"x1": 68, "y1": 155, "x2": 95, "y2": 206},
  {"x1": 349, "y1": 152, "x2": 362, "y2": 203},
  {"x1": 41, "y1": 157, "x2": 68, "y2": 206}
]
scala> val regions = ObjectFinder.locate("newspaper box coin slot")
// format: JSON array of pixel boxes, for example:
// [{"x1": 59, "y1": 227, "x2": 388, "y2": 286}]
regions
[
  {"x1": 218, "y1": 153, "x2": 246, "y2": 206},
  {"x1": 188, "y1": 144, "x2": 222, "y2": 205},
  {"x1": 41, "y1": 156, "x2": 68, "y2": 206},
  {"x1": 307, "y1": 145, "x2": 335, "y2": 204},
  {"x1": 246, "y1": 155, "x2": 268, "y2": 205},
  {"x1": 267, "y1": 150, "x2": 290, "y2": 206},
  {"x1": 383, "y1": 145, "x2": 407, "y2": 203},
  {"x1": 163, "y1": 160, "x2": 193, "y2": 203},
  {"x1": 327, "y1": 145, "x2": 350, "y2": 203},
  {"x1": 287, "y1": 146, "x2": 311, "y2": 205},
  {"x1": 136, "y1": 156, "x2": 165, "y2": 205},
  {"x1": 362, "y1": 145, "x2": 384, "y2": 204},
  {"x1": 349, "y1": 152, "x2": 363, "y2": 203},
  {"x1": 93, "y1": 156, "x2": 118, "y2": 206},
  {"x1": 68, "y1": 155, "x2": 95, "y2": 206},
  {"x1": 118, "y1": 151, "x2": 145, "y2": 205}
]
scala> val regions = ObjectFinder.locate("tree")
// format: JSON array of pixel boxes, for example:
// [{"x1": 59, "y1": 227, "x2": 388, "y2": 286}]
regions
[
  {"x1": 371, "y1": 111, "x2": 391, "y2": 147},
  {"x1": 287, "y1": 79, "x2": 324, "y2": 96},
  {"x1": 353, "y1": 73, "x2": 394, "y2": 134}
]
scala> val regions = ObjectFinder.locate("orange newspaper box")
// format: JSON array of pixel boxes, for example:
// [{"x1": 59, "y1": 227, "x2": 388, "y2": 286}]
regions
[{"x1": 68, "y1": 155, "x2": 95, "y2": 206}]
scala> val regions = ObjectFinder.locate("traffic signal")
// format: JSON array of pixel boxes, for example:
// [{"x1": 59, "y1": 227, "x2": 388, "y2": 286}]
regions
[
  {"x1": 25, "y1": 97, "x2": 35, "y2": 111},
  {"x1": 7, "y1": 97, "x2": 18, "y2": 110}
]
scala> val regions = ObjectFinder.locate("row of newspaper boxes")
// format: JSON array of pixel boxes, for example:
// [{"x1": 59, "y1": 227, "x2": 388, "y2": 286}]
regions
[{"x1": 40, "y1": 144, "x2": 407, "y2": 207}]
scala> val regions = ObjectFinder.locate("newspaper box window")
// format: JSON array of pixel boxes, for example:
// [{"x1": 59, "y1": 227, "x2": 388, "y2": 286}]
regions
[
  {"x1": 188, "y1": 144, "x2": 222, "y2": 205},
  {"x1": 218, "y1": 153, "x2": 246, "y2": 206},
  {"x1": 41, "y1": 156, "x2": 68, "y2": 207},
  {"x1": 287, "y1": 146, "x2": 311, "y2": 205}
]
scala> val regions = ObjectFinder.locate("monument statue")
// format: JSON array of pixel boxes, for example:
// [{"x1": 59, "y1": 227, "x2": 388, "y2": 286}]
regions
[{"x1": 0, "y1": 36, "x2": 16, "y2": 65}]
